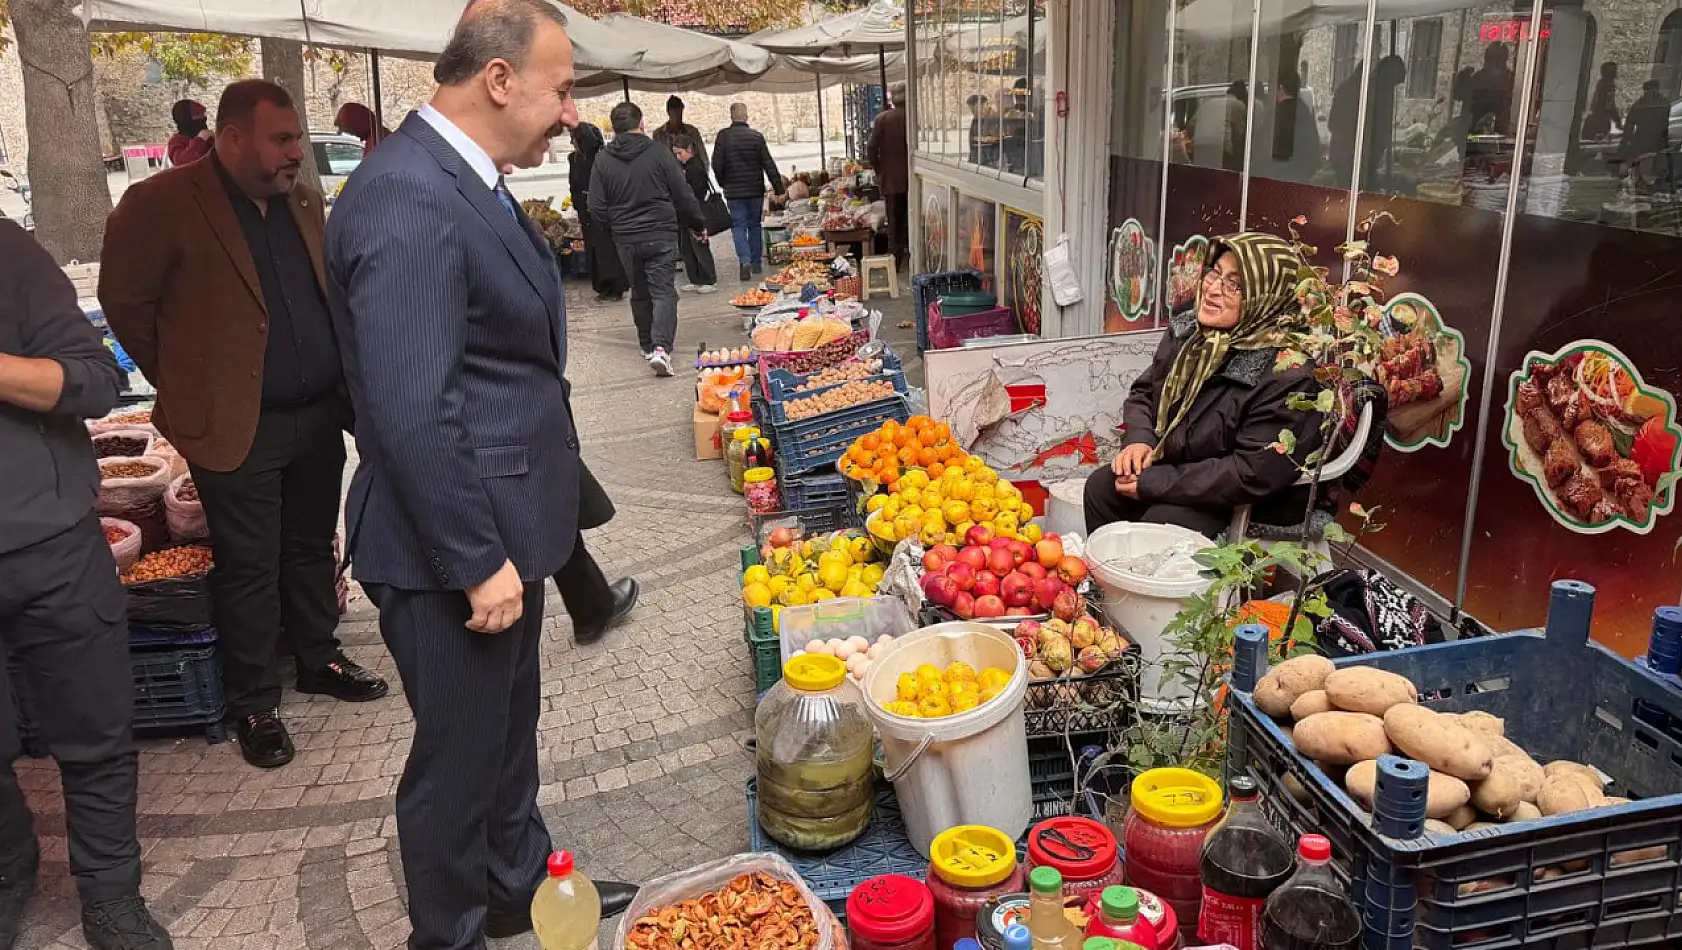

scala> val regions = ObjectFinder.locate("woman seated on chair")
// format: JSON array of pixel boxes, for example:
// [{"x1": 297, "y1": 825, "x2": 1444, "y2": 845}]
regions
[{"x1": 1084, "y1": 231, "x2": 1324, "y2": 539}]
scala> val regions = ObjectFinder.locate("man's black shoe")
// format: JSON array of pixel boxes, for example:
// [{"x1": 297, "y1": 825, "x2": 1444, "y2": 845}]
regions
[
  {"x1": 751, "y1": 263, "x2": 764, "y2": 276},
  {"x1": 0, "y1": 867, "x2": 37, "y2": 950},
  {"x1": 598, "y1": 880, "x2": 639, "y2": 919},
  {"x1": 297, "y1": 653, "x2": 389, "y2": 703},
  {"x1": 575, "y1": 578, "x2": 639, "y2": 646},
  {"x1": 235, "y1": 709, "x2": 295, "y2": 769},
  {"x1": 81, "y1": 895, "x2": 173, "y2": 950},
  {"x1": 739, "y1": 263, "x2": 751, "y2": 281}
]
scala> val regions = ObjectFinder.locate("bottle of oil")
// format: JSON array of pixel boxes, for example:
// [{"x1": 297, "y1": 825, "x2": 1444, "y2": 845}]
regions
[{"x1": 532, "y1": 851, "x2": 602, "y2": 950}]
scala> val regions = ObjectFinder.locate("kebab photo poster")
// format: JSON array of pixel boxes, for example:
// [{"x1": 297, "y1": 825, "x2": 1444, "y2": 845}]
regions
[
  {"x1": 1502, "y1": 341, "x2": 1681, "y2": 535},
  {"x1": 1377, "y1": 293, "x2": 1470, "y2": 453}
]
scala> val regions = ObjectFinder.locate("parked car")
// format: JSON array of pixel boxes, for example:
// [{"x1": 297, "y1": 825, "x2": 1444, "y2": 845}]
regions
[
  {"x1": 313, "y1": 133, "x2": 366, "y2": 196},
  {"x1": 0, "y1": 168, "x2": 32, "y2": 231}
]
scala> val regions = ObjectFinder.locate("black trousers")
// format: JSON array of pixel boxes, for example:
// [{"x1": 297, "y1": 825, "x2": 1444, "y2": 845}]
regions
[
  {"x1": 1082, "y1": 466, "x2": 1228, "y2": 539},
  {"x1": 678, "y1": 229, "x2": 717, "y2": 287},
  {"x1": 0, "y1": 514, "x2": 141, "y2": 906},
  {"x1": 551, "y1": 540, "x2": 613, "y2": 627},
  {"x1": 190, "y1": 398, "x2": 346, "y2": 718},
  {"x1": 886, "y1": 192, "x2": 910, "y2": 261},
  {"x1": 365, "y1": 581, "x2": 549, "y2": 950}
]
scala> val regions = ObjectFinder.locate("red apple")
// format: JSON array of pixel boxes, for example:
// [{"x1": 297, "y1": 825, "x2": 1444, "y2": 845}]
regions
[
  {"x1": 965, "y1": 524, "x2": 994, "y2": 547},
  {"x1": 1008, "y1": 539, "x2": 1033, "y2": 568},
  {"x1": 947, "y1": 562, "x2": 977, "y2": 592},
  {"x1": 1032, "y1": 576, "x2": 1067, "y2": 611},
  {"x1": 1001, "y1": 572, "x2": 1035, "y2": 608},
  {"x1": 922, "y1": 572, "x2": 959, "y2": 607},
  {"x1": 1019, "y1": 561, "x2": 1047, "y2": 581},
  {"x1": 974, "y1": 570, "x2": 1001, "y2": 597},
  {"x1": 1005, "y1": 606, "x2": 1032, "y2": 616},
  {"x1": 1057, "y1": 556, "x2": 1089, "y2": 586},
  {"x1": 987, "y1": 546, "x2": 1016, "y2": 577},
  {"x1": 988, "y1": 536, "x2": 1014, "y2": 550},
  {"x1": 973, "y1": 594, "x2": 1007, "y2": 619},
  {"x1": 953, "y1": 591, "x2": 976, "y2": 620},
  {"x1": 956, "y1": 545, "x2": 989, "y2": 571},
  {"x1": 1034, "y1": 537, "x2": 1065, "y2": 569}
]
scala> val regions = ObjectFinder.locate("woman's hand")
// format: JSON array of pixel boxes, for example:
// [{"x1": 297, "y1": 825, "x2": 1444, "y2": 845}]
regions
[{"x1": 1112, "y1": 443, "x2": 1154, "y2": 479}]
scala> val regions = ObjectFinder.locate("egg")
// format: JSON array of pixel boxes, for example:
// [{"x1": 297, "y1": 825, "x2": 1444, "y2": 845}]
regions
[
  {"x1": 845, "y1": 653, "x2": 867, "y2": 672},
  {"x1": 835, "y1": 641, "x2": 859, "y2": 660},
  {"x1": 791, "y1": 649, "x2": 806, "y2": 659},
  {"x1": 847, "y1": 636, "x2": 870, "y2": 654},
  {"x1": 877, "y1": 634, "x2": 893, "y2": 644},
  {"x1": 866, "y1": 643, "x2": 884, "y2": 661},
  {"x1": 807, "y1": 639, "x2": 833, "y2": 656}
]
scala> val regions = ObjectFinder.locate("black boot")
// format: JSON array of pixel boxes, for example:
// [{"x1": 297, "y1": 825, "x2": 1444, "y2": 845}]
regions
[
  {"x1": 81, "y1": 895, "x2": 173, "y2": 950},
  {"x1": 235, "y1": 709, "x2": 295, "y2": 769},
  {"x1": 575, "y1": 578, "x2": 639, "y2": 646}
]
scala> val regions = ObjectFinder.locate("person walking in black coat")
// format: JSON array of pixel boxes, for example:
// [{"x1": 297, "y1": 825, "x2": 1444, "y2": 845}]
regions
[
  {"x1": 568, "y1": 122, "x2": 629, "y2": 301},
  {"x1": 670, "y1": 133, "x2": 718, "y2": 292},
  {"x1": 712, "y1": 103, "x2": 785, "y2": 280}
]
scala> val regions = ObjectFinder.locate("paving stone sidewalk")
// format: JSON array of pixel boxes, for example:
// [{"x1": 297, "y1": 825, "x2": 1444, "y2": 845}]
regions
[{"x1": 12, "y1": 247, "x2": 920, "y2": 950}]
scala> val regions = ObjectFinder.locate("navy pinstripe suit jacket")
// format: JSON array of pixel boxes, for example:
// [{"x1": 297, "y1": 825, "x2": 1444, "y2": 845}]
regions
[{"x1": 324, "y1": 112, "x2": 581, "y2": 591}]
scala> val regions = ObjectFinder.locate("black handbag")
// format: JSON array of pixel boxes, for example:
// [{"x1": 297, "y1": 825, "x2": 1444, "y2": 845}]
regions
[{"x1": 702, "y1": 187, "x2": 733, "y2": 237}]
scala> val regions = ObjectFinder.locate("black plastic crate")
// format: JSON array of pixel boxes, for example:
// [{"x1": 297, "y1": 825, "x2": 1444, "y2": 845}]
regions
[
  {"x1": 748, "y1": 506, "x2": 856, "y2": 547},
  {"x1": 777, "y1": 462, "x2": 851, "y2": 511},
  {"x1": 131, "y1": 645, "x2": 228, "y2": 744},
  {"x1": 911, "y1": 270, "x2": 983, "y2": 355}
]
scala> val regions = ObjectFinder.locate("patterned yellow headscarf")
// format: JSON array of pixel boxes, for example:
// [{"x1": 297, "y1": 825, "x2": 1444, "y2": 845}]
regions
[{"x1": 1153, "y1": 232, "x2": 1302, "y2": 453}]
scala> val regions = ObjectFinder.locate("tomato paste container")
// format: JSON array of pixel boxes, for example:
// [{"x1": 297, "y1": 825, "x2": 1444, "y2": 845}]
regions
[
  {"x1": 1024, "y1": 816, "x2": 1124, "y2": 904},
  {"x1": 1121, "y1": 768, "x2": 1223, "y2": 944},
  {"x1": 847, "y1": 874, "x2": 937, "y2": 950},
  {"x1": 926, "y1": 825, "x2": 1027, "y2": 950}
]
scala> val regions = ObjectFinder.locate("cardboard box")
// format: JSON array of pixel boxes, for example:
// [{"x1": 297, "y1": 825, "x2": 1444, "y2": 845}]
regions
[{"x1": 694, "y1": 404, "x2": 723, "y2": 461}]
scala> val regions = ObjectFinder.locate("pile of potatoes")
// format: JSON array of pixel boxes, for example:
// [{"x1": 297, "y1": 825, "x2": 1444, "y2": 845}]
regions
[{"x1": 1254, "y1": 655, "x2": 1635, "y2": 834}]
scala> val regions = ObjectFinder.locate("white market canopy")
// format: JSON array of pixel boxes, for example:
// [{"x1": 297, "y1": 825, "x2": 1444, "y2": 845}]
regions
[
  {"x1": 572, "y1": 13, "x2": 770, "y2": 91},
  {"x1": 751, "y1": 1, "x2": 906, "y2": 55},
  {"x1": 578, "y1": 50, "x2": 906, "y2": 97},
  {"x1": 938, "y1": 15, "x2": 1045, "y2": 65},
  {"x1": 74, "y1": 0, "x2": 649, "y2": 72},
  {"x1": 1176, "y1": 0, "x2": 1496, "y2": 40}
]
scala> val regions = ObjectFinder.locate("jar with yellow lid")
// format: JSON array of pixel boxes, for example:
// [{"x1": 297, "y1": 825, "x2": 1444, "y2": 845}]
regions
[
  {"x1": 1120, "y1": 768, "x2": 1223, "y2": 944},
  {"x1": 755, "y1": 654, "x2": 874, "y2": 851},
  {"x1": 743, "y1": 466, "x2": 781, "y2": 514},
  {"x1": 924, "y1": 825, "x2": 1025, "y2": 950},
  {"x1": 726, "y1": 423, "x2": 760, "y2": 493}
]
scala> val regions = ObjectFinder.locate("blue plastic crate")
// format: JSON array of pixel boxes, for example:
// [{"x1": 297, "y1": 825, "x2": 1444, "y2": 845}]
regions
[
  {"x1": 766, "y1": 369, "x2": 909, "y2": 405},
  {"x1": 777, "y1": 463, "x2": 851, "y2": 511},
  {"x1": 129, "y1": 624, "x2": 218, "y2": 648},
  {"x1": 1227, "y1": 580, "x2": 1682, "y2": 950},
  {"x1": 767, "y1": 375, "x2": 910, "y2": 426},
  {"x1": 911, "y1": 270, "x2": 983, "y2": 355},
  {"x1": 768, "y1": 396, "x2": 910, "y2": 476},
  {"x1": 131, "y1": 644, "x2": 228, "y2": 744}
]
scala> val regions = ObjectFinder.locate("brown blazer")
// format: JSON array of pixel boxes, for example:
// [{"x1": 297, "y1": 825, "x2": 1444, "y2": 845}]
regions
[
  {"x1": 100, "y1": 155, "x2": 327, "y2": 472},
  {"x1": 867, "y1": 105, "x2": 909, "y2": 196}
]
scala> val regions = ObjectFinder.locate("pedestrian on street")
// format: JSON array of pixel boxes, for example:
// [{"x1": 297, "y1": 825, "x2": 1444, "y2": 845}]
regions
[
  {"x1": 165, "y1": 99, "x2": 212, "y2": 167},
  {"x1": 588, "y1": 101, "x2": 705, "y2": 378},
  {"x1": 0, "y1": 219, "x2": 173, "y2": 950},
  {"x1": 671, "y1": 133, "x2": 719, "y2": 294},
  {"x1": 100, "y1": 79, "x2": 389, "y2": 772},
  {"x1": 651, "y1": 95, "x2": 708, "y2": 171},
  {"x1": 712, "y1": 102, "x2": 785, "y2": 281},
  {"x1": 322, "y1": 1, "x2": 637, "y2": 945},
  {"x1": 867, "y1": 82, "x2": 910, "y2": 265},
  {"x1": 567, "y1": 122, "x2": 629, "y2": 302}
]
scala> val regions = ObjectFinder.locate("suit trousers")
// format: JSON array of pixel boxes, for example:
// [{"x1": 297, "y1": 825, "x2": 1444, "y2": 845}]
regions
[
  {"x1": 616, "y1": 239, "x2": 680, "y2": 355},
  {"x1": 365, "y1": 580, "x2": 551, "y2": 950},
  {"x1": 191, "y1": 398, "x2": 346, "y2": 718},
  {"x1": 0, "y1": 515, "x2": 141, "y2": 906},
  {"x1": 551, "y1": 539, "x2": 612, "y2": 628}
]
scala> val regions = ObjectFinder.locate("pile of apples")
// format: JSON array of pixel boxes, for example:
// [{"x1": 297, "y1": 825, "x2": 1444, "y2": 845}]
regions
[{"x1": 918, "y1": 526, "x2": 1088, "y2": 620}]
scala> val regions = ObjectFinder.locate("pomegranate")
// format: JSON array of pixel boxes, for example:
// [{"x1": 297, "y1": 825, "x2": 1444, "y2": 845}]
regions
[
  {"x1": 1034, "y1": 537, "x2": 1065, "y2": 568},
  {"x1": 1052, "y1": 586, "x2": 1083, "y2": 623},
  {"x1": 972, "y1": 571, "x2": 1000, "y2": 599},
  {"x1": 972, "y1": 594, "x2": 1007, "y2": 619},
  {"x1": 965, "y1": 523, "x2": 994, "y2": 547},
  {"x1": 946, "y1": 562, "x2": 977, "y2": 592},
  {"x1": 1015, "y1": 633, "x2": 1037, "y2": 659},
  {"x1": 1015, "y1": 619, "x2": 1043, "y2": 641},
  {"x1": 1000, "y1": 571, "x2": 1035, "y2": 608},
  {"x1": 769, "y1": 526, "x2": 798, "y2": 548},
  {"x1": 1056, "y1": 556, "x2": 1089, "y2": 586},
  {"x1": 952, "y1": 591, "x2": 976, "y2": 620}
]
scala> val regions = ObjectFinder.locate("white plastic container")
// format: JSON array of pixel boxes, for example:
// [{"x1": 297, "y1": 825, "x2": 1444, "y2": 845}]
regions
[
  {"x1": 1043, "y1": 477, "x2": 1088, "y2": 541},
  {"x1": 1083, "y1": 522, "x2": 1217, "y2": 709},
  {"x1": 860, "y1": 622, "x2": 1033, "y2": 857}
]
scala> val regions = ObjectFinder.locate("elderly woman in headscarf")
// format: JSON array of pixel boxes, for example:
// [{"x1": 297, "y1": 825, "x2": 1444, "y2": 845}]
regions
[
  {"x1": 334, "y1": 102, "x2": 390, "y2": 156},
  {"x1": 1084, "y1": 232, "x2": 1324, "y2": 538},
  {"x1": 166, "y1": 99, "x2": 212, "y2": 166}
]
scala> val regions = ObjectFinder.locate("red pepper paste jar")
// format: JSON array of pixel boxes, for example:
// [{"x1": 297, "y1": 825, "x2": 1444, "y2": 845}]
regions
[
  {"x1": 1024, "y1": 816, "x2": 1124, "y2": 906},
  {"x1": 1120, "y1": 768, "x2": 1223, "y2": 946},
  {"x1": 847, "y1": 874, "x2": 937, "y2": 950},
  {"x1": 926, "y1": 825, "x2": 1027, "y2": 950}
]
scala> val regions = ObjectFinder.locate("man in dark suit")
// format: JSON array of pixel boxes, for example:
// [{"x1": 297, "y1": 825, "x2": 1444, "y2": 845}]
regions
[
  {"x1": 101, "y1": 79, "x2": 388, "y2": 772},
  {"x1": 324, "y1": 2, "x2": 634, "y2": 946}
]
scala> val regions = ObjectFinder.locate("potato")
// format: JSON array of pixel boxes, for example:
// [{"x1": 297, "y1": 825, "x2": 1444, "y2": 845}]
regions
[
  {"x1": 1492, "y1": 754, "x2": 1544, "y2": 802},
  {"x1": 1611, "y1": 845, "x2": 1668, "y2": 868},
  {"x1": 1344, "y1": 759, "x2": 1470, "y2": 820},
  {"x1": 1507, "y1": 801, "x2": 1543, "y2": 822},
  {"x1": 1254, "y1": 655, "x2": 1336, "y2": 718},
  {"x1": 1471, "y1": 767, "x2": 1523, "y2": 819},
  {"x1": 1290, "y1": 689, "x2": 1335, "y2": 721},
  {"x1": 1543, "y1": 761, "x2": 1605, "y2": 794},
  {"x1": 1294, "y1": 712, "x2": 1392, "y2": 765},
  {"x1": 1324, "y1": 667, "x2": 1417, "y2": 716},
  {"x1": 1484, "y1": 734, "x2": 1528, "y2": 759},
  {"x1": 1538, "y1": 775, "x2": 1601, "y2": 816},
  {"x1": 1424, "y1": 818, "x2": 1459, "y2": 836},
  {"x1": 1383, "y1": 705, "x2": 1494, "y2": 781},
  {"x1": 1443, "y1": 803, "x2": 1478, "y2": 830},
  {"x1": 1464, "y1": 821, "x2": 1501, "y2": 833},
  {"x1": 1453, "y1": 711, "x2": 1505, "y2": 738}
]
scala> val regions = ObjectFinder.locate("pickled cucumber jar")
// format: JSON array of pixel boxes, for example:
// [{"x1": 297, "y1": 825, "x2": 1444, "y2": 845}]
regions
[
  {"x1": 726, "y1": 422, "x2": 759, "y2": 493},
  {"x1": 755, "y1": 654, "x2": 874, "y2": 851}
]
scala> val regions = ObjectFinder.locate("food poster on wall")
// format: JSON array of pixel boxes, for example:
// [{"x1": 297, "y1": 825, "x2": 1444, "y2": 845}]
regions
[
  {"x1": 1106, "y1": 220, "x2": 1157, "y2": 328},
  {"x1": 922, "y1": 182, "x2": 950, "y2": 274},
  {"x1": 1002, "y1": 207, "x2": 1044, "y2": 335},
  {"x1": 1463, "y1": 216, "x2": 1682, "y2": 656},
  {"x1": 1104, "y1": 154, "x2": 1167, "y2": 332},
  {"x1": 1377, "y1": 294, "x2": 1470, "y2": 452},
  {"x1": 955, "y1": 192, "x2": 997, "y2": 292}
]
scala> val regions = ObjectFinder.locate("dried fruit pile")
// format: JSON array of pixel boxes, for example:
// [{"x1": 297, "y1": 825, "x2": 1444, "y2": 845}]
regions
[
  {"x1": 122, "y1": 544, "x2": 213, "y2": 583},
  {"x1": 774, "y1": 334, "x2": 866, "y2": 375},
  {"x1": 782, "y1": 379, "x2": 897, "y2": 421},
  {"x1": 625, "y1": 872, "x2": 819, "y2": 950},
  {"x1": 102, "y1": 523, "x2": 133, "y2": 546},
  {"x1": 96, "y1": 436, "x2": 149, "y2": 458},
  {"x1": 103, "y1": 460, "x2": 162, "y2": 479},
  {"x1": 176, "y1": 478, "x2": 199, "y2": 502},
  {"x1": 794, "y1": 360, "x2": 883, "y2": 391}
]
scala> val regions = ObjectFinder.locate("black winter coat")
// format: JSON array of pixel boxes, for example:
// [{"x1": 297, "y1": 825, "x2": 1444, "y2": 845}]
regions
[
  {"x1": 711, "y1": 122, "x2": 784, "y2": 200},
  {"x1": 587, "y1": 133, "x2": 704, "y2": 244},
  {"x1": 1122, "y1": 309, "x2": 1324, "y2": 526}
]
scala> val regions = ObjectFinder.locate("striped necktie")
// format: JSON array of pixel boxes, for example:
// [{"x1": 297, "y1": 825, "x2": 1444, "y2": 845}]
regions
[{"x1": 494, "y1": 177, "x2": 519, "y2": 220}]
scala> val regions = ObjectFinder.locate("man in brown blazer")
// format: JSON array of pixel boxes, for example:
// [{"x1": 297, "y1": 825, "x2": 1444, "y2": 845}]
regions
[
  {"x1": 867, "y1": 82, "x2": 910, "y2": 265},
  {"x1": 100, "y1": 79, "x2": 388, "y2": 771}
]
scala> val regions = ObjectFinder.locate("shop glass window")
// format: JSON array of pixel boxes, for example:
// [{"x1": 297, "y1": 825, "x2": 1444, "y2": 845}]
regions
[
  {"x1": 316, "y1": 140, "x2": 363, "y2": 176},
  {"x1": 1406, "y1": 19, "x2": 1443, "y2": 99},
  {"x1": 1246, "y1": 13, "x2": 1343, "y2": 189},
  {"x1": 1167, "y1": 3, "x2": 1253, "y2": 175},
  {"x1": 1105, "y1": 0, "x2": 1170, "y2": 331},
  {"x1": 1333, "y1": 24, "x2": 1362, "y2": 86}
]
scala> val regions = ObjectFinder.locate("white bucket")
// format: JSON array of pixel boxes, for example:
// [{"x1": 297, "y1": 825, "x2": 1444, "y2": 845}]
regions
[
  {"x1": 1043, "y1": 477, "x2": 1088, "y2": 541},
  {"x1": 1084, "y1": 522, "x2": 1217, "y2": 709},
  {"x1": 860, "y1": 622, "x2": 1033, "y2": 857}
]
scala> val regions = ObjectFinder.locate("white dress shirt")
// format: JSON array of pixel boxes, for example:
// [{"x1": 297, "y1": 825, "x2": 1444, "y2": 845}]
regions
[{"x1": 417, "y1": 103, "x2": 500, "y2": 189}]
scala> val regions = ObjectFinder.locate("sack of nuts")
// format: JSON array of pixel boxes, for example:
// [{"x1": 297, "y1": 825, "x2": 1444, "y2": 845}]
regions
[
  {"x1": 122, "y1": 544, "x2": 215, "y2": 632},
  {"x1": 163, "y1": 474, "x2": 208, "y2": 542},
  {"x1": 96, "y1": 456, "x2": 173, "y2": 515},
  {"x1": 615, "y1": 855, "x2": 842, "y2": 950},
  {"x1": 92, "y1": 428, "x2": 156, "y2": 459},
  {"x1": 101, "y1": 517, "x2": 143, "y2": 574}
]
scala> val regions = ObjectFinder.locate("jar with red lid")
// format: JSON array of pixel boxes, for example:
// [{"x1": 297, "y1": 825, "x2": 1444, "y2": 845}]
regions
[
  {"x1": 1024, "y1": 816, "x2": 1123, "y2": 905},
  {"x1": 925, "y1": 825, "x2": 1027, "y2": 950},
  {"x1": 1120, "y1": 768, "x2": 1223, "y2": 945},
  {"x1": 847, "y1": 874, "x2": 937, "y2": 950}
]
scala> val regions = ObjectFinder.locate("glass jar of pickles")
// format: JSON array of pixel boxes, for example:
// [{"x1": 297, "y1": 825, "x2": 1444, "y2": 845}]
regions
[
  {"x1": 726, "y1": 421, "x2": 759, "y2": 493},
  {"x1": 744, "y1": 466, "x2": 781, "y2": 514},
  {"x1": 754, "y1": 654, "x2": 874, "y2": 850}
]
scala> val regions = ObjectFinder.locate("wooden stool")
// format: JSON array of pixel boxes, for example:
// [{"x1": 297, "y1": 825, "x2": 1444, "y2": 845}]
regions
[{"x1": 861, "y1": 255, "x2": 899, "y2": 300}]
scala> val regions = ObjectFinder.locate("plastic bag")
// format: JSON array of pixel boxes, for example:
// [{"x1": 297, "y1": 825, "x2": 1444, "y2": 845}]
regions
[
  {"x1": 96, "y1": 455, "x2": 172, "y2": 514},
  {"x1": 101, "y1": 517, "x2": 142, "y2": 574},
  {"x1": 125, "y1": 574, "x2": 214, "y2": 632},
  {"x1": 92, "y1": 428, "x2": 156, "y2": 459},
  {"x1": 778, "y1": 595, "x2": 919, "y2": 665},
  {"x1": 611, "y1": 853, "x2": 840, "y2": 950},
  {"x1": 163, "y1": 473, "x2": 208, "y2": 542},
  {"x1": 86, "y1": 411, "x2": 155, "y2": 437},
  {"x1": 150, "y1": 437, "x2": 190, "y2": 479},
  {"x1": 1044, "y1": 233, "x2": 1085, "y2": 306}
]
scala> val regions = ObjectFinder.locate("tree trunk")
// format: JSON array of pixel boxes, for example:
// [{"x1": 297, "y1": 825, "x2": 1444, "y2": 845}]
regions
[
  {"x1": 11, "y1": 0, "x2": 113, "y2": 263},
  {"x1": 260, "y1": 37, "x2": 323, "y2": 193}
]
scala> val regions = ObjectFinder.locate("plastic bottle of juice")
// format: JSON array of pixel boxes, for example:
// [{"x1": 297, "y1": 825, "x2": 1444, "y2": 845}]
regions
[
  {"x1": 531, "y1": 851, "x2": 602, "y2": 950},
  {"x1": 1027, "y1": 867, "x2": 1081, "y2": 950},
  {"x1": 1084, "y1": 887, "x2": 1160, "y2": 949}
]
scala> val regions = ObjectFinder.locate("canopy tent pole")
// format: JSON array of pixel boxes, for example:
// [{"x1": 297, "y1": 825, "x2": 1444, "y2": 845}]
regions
[
  {"x1": 623, "y1": 78, "x2": 631, "y2": 101},
  {"x1": 878, "y1": 47, "x2": 888, "y2": 95},
  {"x1": 816, "y1": 74, "x2": 827, "y2": 170},
  {"x1": 368, "y1": 49, "x2": 384, "y2": 145}
]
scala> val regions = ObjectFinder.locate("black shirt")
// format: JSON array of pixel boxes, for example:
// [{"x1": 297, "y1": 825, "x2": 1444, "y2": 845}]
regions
[{"x1": 216, "y1": 157, "x2": 341, "y2": 408}]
